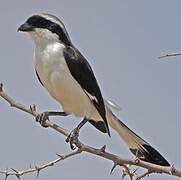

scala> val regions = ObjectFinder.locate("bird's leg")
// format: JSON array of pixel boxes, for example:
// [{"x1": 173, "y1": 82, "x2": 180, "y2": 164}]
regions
[
  {"x1": 36, "y1": 111, "x2": 69, "y2": 127},
  {"x1": 66, "y1": 118, "x2": 88, "y2": 150}
]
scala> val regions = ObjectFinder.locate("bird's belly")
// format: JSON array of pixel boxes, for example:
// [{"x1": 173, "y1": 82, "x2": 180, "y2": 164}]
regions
[
  {"x1": 50, "y1": 71, "x2": 94, "y2": 117},
  {"x1": 36, "y1": 65, "x2": 102, "y2": 121},
  {"x1": 34, "y1": 43, "x2": 99, "y2": 120}
]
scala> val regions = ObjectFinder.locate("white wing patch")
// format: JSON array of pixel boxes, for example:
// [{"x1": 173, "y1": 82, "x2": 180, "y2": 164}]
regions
[{"x1": 84, "y1": 90, "x2": 98, "y2": 103}]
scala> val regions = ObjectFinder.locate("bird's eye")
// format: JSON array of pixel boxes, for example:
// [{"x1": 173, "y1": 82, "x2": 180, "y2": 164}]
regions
[{"x1": 49, "y1": 23, "x2": 58, "y2": 31}]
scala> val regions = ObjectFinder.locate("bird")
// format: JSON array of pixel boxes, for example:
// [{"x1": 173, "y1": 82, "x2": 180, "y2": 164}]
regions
[{"x1": 18, "y1": 13, "x2": 170, "y2": 166}]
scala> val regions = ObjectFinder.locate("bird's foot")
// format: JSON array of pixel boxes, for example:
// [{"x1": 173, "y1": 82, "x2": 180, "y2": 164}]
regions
[
  {"x1": 66, "y1": 119, "x2": 87, "y2": 150},
  {"x1": 66, "y1": 127, "x2": 80, "y2": 150},
  {"x1": 36, "y1": 112, "x2": 49, "y2": 128}
]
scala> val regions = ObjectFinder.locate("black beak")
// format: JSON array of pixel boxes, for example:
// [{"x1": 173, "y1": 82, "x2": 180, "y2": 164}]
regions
[{"x1": 17, "y1": 22, "x2": 34, "y2": 32}]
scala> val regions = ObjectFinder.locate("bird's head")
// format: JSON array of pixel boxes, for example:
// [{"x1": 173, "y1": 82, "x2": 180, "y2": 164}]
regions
[{"x1": 18, "y1": 13, "x2": 72, "y2": 47}]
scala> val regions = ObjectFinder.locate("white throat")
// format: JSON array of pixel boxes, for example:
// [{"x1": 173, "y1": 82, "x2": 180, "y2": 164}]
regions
[{"x1": 29, "y1": 29, "x2": 60, "y2": 49}]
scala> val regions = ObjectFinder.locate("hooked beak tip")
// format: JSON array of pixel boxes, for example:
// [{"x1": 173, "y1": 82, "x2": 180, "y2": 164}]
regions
[{"x1": 17, "y1": 23, "x2": 34, "y2": 32}]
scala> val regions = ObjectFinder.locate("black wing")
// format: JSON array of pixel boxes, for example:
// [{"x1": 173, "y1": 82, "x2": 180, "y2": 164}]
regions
[{"x1": 63, "y1": 46, "x2": 110, "y2": 136}]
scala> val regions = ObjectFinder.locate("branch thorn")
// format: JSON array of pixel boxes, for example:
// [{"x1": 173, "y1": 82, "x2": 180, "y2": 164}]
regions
[
  {"x1": 30, "y1": 104, "x2": 36, "y2": 112},
  {"x1": 0, "y1": 83, "x2": 3, "y2": 92},
  {"x1": 56, "y1": 153, "x2": 63, "y2": 158},
  {"x1": 11, "y1": 168, "x2": 19, "y2": 173},
  {"x1": 100, "y1": 145, "x2": 106, "y2": 152},
  {"x1": 110, "y1": 163, "x2": 117, "y2": 175},
  {"x1": 5, "y1": 174, "x2": 9, "y2": 180},
  {"x1": 36, "y1": 169, "x2": 40, "y2": 179},
  {"x1": 29, "y1": 163, "x2": 32, "y2": 169}
]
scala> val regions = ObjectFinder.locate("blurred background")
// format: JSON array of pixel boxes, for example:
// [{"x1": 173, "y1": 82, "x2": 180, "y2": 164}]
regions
[{"x1": 0, "y1": 1, "x2": 181, "y2": 179}]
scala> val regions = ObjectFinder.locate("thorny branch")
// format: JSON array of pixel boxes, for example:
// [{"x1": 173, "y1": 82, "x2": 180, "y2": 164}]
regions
[
  {"x1": 0, "y1": 150, "x2": 81, "y2": 180},
  {"x1": 0, "y1": 83, "x2": 181, "y2": 179}
]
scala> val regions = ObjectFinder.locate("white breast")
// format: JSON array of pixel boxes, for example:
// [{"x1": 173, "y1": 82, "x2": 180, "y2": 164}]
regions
[{"x1": 33, "y1": 42, "x2": 98, "y2": 119}]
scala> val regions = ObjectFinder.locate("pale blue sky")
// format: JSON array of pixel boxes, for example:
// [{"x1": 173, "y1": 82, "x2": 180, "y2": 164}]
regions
[{"x1": 0, "y1": 1, "x2": 181, "y2": 180}]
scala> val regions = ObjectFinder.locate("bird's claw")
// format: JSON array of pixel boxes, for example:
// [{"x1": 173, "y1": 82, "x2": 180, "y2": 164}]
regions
[
  {"x1": 66, "y1": 128, "x2": 79, "y2": 150},
  {"x1": 36, "y1": 112, "x2": 49, "y2": 128}
]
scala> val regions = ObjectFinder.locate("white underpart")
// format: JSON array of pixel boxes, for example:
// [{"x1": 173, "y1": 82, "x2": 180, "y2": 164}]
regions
[
  {"x1": 29, "y1": 29, "x2": 149, "y2": 151},
  {"x1": 31, "y1": 30, "x2": 101, "y2": 121}
]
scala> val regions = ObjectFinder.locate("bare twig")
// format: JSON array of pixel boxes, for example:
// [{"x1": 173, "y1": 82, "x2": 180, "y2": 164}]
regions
[
  {"x1": 1, "y1": 83, "x2": 181, "y2": 179},
  {"x1": 158, "y1": 53, "x2": 181, "y2": 59}
]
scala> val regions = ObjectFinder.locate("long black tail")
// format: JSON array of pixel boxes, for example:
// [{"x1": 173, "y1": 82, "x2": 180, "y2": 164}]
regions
[{"x1": 106, "y1": 108, "x2": 170, "y2": 166}]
